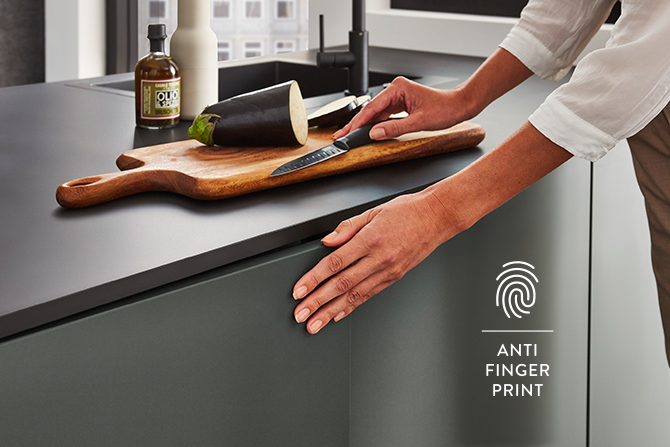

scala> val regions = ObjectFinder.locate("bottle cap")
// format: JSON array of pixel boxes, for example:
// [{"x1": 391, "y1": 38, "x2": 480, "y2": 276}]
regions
[{"x1": 147, "y1": 24, "x2": 167, "y2": 40}]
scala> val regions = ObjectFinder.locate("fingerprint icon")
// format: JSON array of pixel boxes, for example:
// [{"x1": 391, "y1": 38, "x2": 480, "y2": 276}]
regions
[{"x1": 496, "y1": 262, "x2": 538, "y2": 319}]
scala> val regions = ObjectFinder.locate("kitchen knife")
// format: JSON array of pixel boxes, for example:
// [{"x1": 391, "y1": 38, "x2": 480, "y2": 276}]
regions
[{"x1": 271, "y1": 123, "x2": 377, "y2": 176}]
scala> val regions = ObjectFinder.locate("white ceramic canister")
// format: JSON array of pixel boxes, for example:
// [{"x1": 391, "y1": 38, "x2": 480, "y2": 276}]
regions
[{"x1": 169, "y1": 0, "x2": 219, "y2": 119}]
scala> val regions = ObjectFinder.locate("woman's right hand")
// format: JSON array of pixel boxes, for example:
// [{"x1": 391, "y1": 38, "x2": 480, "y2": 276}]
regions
[{"x1": 333, "y1": 76, "x2": 474, "y2": 141}]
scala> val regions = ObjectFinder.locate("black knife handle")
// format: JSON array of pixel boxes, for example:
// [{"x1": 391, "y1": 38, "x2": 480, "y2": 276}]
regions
[{"x1": 333, "y1": 123, "x2": 376, "y2": 150}]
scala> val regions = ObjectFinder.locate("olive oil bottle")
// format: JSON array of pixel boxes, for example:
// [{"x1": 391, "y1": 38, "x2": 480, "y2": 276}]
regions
[{"x1": 135, "y1": 24, "x2": 180, "y2": 129}]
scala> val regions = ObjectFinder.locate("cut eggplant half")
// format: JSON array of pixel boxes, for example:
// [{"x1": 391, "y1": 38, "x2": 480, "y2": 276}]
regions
[
  {"x1": 355, "y1": 95, "x2": 371, "y2": 107},
  {"x1": 308, "y1": 95, "x2": 372, "y2": 129},
  {"x1": 389, "y1": 111, "x2": 409, "y2": 119},
  {"x1": 307, "y1": 95, "x2": 357, "y2": 128},
  {"x1": 188, "y1": 80, "x2": 308, "y2": 147},
  {"x1": 331, "y1": 95, "x2": 371, "y2": 128}
]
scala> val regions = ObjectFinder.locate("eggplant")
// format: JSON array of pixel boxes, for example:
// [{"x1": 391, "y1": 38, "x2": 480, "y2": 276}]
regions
[
  {"x1": 331, "y1": 95, "x2": 371, "y2": 128},
  {"x1": 307, "y1": 94, "x2": 371, "y2": 128},
  {"x1": 307, "y1": 95, "x2": 356, "y2": 127},
  {"x1": 188, "y1": 80, "x2": 308, "y2": 147}
]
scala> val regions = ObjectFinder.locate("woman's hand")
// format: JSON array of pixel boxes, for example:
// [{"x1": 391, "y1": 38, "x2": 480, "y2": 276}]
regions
[
  {"x1": 332, "y1": 76, "x2": 474, "y2": 141},
  {"x1": 292, "y1": 189, "x2": 465, "y2": 334},
  {"x1": 334, "y1": 48, "x2": 535, "y2": 142}
]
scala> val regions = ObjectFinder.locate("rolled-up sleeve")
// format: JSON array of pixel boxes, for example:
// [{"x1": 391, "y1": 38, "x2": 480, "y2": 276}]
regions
[{"x1": 502, "y1": 0, "x2": 670, "y2": 162}]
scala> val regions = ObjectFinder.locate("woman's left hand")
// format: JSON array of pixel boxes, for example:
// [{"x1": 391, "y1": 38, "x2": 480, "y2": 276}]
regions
[{"x1": 292, "y1": 188, "x2": 462, "y2": 334}]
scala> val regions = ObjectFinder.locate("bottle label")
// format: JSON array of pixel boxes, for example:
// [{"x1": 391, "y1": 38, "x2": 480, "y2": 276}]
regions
[{"x1": 140, "y1": 78, "x2": 181, "y2": 120}]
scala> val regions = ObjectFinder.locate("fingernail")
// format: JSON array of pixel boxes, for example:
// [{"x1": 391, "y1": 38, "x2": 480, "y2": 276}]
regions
[
  {"x1": 295, "y1": 308, "x2": 310, "y2": 323},
  {"x1": 293, "y1": 286, "x2": 307, "y2": 300},
  {"x1": 321, "y1": 231, "x2": 338, "y2": 244},
  {"x1": 334, "y1": 311, "x2": 346, "y2": 322},
  {"x1": 310, "y1": 319, "x2": 324, "y2": 334},
  {"x1": 370, "y1": 127, "x2": 386, "y2": 140}
]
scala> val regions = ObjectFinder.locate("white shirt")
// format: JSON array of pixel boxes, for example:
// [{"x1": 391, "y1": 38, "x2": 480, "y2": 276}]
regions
[{"x1": 500, "y1": 0, "x2": 670, "y2": 162}]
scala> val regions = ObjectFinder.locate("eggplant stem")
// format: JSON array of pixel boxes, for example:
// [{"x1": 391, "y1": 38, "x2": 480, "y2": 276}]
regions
[{"x1": 188, "y1": 114, "x2": 220, "y2": 146}]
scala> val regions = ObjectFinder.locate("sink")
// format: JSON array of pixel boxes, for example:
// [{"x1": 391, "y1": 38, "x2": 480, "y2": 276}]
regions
[{"x1": 72, "y1": 61, "x2": 408, "y2": 101}]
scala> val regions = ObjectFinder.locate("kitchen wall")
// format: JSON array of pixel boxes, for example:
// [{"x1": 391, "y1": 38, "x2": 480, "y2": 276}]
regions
[
  {"x1": 0, "y1": 0, "x2": 45, "y2": 87},
  {"x1": 45, "y1": 0, "x2": 106, "y2": 82}
]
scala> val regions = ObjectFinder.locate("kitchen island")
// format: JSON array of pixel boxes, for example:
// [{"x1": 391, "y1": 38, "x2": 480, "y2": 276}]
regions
[{"x1": 0, "y1": 47, "x2": 629, "y2": 446}]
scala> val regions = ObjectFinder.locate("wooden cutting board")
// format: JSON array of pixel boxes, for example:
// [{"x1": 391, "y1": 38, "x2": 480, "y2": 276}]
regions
[{"x1": 56, "y1": 122, "x2": 485, "y2": 208}]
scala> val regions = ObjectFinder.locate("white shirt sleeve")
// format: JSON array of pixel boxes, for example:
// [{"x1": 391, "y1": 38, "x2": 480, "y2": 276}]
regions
[{"x1": 500, "y1": 0, "x2": 670, "y2": 162}]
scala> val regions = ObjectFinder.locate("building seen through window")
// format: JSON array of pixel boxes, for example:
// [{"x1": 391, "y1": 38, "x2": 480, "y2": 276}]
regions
[
  {"x1": 139, "y1": 0, "x2": 308, "y2": 62},
  {"x1": 275, "y1": 40, "x2": 295, "y2": 53},
  {"x1": 245, "y1": 1, "x2": 262, "y2": 19},
  {"x1": 217, "y1": 41, "x2": 232, "y2": 60},
  {"x1": 244, "y1": 41, "x2": 263, "y2": 58},
  {"x1": 213, "y1": 1, "x2": 231, "y2": 18},
  {"x1": 149, "y1": 1, "x2": 167, "y2": 18},
  {"x1": 276, "y1": 0, "x2": 295, "y2": 19}
]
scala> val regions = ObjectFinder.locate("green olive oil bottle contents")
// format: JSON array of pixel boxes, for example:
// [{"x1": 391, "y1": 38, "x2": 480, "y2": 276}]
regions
[{"x1": 135, "y1": 24, "x2": 181, "y2": 129}]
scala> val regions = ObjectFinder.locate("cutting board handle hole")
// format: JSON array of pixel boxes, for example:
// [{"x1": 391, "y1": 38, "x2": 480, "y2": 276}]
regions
[{"x1": 69, "y1": 176, "x2": 102, "y2": 187}]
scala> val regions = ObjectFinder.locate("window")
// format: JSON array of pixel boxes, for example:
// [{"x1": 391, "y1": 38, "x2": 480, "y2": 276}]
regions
[
  {"x1": 213, "y1": 1, "x2": 231, "y2": 19},
  {"x1": 149, "y1": 0, "x2": 166, "y2": 19},
  {"x1": 112, "y1": 0, "x2": 307, "y2": 74},
  {"x1": 243, "y1": 41, "x2": 264, "y2": 58},
  {"x1": 217, "y1": 41, "x2": 232, "y2": 61},
  {"x1": 245, "y1": 0, "x2": 263, "y2": 19},
  {"x1": 274, "y1": 40, "x2": 295, "y2": 54},
  {"x1": 276, "y1": 0, "x2": 295, "y2": 19}
]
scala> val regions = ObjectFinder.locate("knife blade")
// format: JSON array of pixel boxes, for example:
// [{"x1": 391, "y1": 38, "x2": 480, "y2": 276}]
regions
[{"x1": 271, "y1": 123, "x2": 376, "y2": 177}]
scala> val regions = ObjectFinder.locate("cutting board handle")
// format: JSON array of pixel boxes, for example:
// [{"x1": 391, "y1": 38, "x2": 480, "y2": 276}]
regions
[{"x1": 56, "y1": 168, "x2": 159, "y2": 208}]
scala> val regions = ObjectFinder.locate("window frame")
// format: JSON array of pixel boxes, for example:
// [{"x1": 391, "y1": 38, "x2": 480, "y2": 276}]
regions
[{"x1": 106, "y1": 0, "x2": 139, "y2": 74}]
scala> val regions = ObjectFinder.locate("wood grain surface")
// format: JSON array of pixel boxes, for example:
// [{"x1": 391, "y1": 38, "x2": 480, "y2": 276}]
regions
[{"x1": 56, "y1": 122, "x2": 485, "y2": 208}]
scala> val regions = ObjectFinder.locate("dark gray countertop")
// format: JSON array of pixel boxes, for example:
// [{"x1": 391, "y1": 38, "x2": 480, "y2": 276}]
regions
[{"x1": 0, "y1": 47, "x2": 561, "y2": 339}]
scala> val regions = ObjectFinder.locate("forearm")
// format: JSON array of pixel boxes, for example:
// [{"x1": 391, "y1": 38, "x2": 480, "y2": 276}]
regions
[
  {"x1": 423, "y1": 121, "x2": 573, "y2": 239},
  {"x1": 458, "y1": 48, "x2": 534, "y2": 120}
]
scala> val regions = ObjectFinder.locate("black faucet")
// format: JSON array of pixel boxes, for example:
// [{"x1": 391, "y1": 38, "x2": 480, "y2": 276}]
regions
[{"x1": 316, "y1": 0, "x2": 369, "y2": 96}]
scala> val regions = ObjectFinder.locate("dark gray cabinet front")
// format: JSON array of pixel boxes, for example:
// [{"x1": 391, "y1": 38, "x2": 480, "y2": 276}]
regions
[
  {"x1": 0, "y1": 157, "x2": 590, "y2": 447},
  {"x1": 0, "y1": 243, "x2": 349, "y2": 447}
]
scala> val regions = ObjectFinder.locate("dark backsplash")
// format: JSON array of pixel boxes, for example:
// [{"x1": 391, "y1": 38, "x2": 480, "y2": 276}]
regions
[{"x1": 391, "y1": 0, "x2": 621, "y2": 24}]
